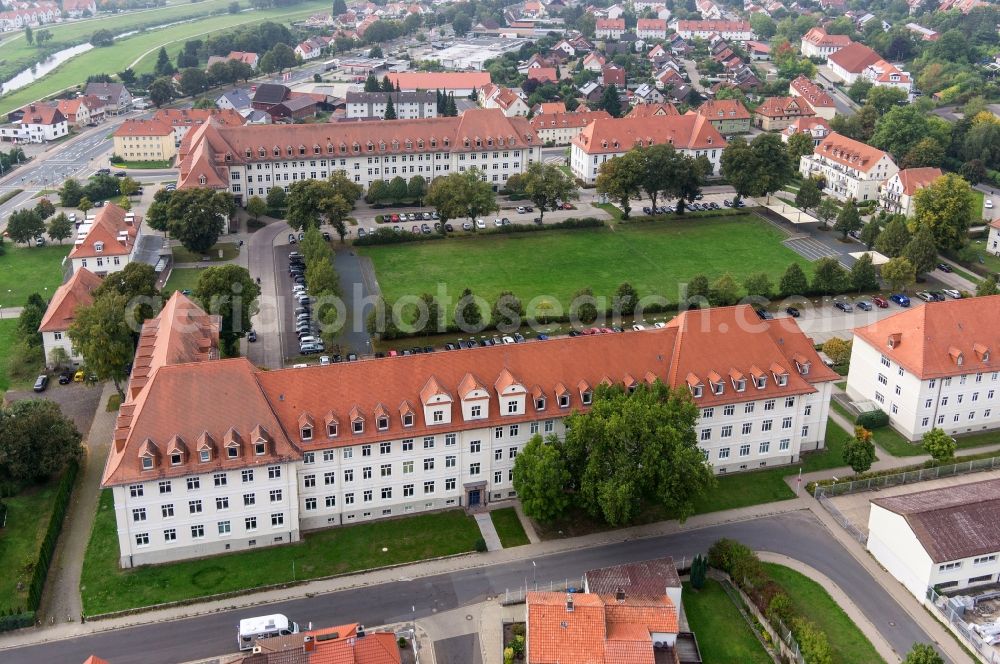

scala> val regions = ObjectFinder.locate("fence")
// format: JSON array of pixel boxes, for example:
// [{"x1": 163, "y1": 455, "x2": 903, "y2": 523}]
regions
[
  {"x1": 712, "y1": 570, "x2": 801, "y2": 664},
  {"x1": 500, "y1": 576, "x2": 586, "y2": 606},
  {"x1": 814, "y1": 455, "x2": 1000, "y2": 500},
  {"x1": 927, "y1": 586, "x2": 1000, "y2": 664},
  {"x1": 816, "y1": 493, "x2": 868, "y2": 545}
]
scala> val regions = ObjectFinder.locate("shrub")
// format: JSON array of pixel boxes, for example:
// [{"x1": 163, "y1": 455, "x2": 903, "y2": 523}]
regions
[
  {"x1": 474, "y1": 537, "x2": 487, "y2": 552},
  {"x1": 511, "y1": 623, "x2": 525, "y2": 637},
  {"x1": 28, "y1": 460, "x2": 79, "y2": 611},
  {"x1": 397, "y1": 636, "x2": 407, "y2": 648},
  {"x1": 354, "y1": 228, "x2": 444, "y2": 246},
  {"x1": 855, "y1": 409, "x2": 889, "y2": 430},
  {"x1": 510, "y1": 635, "x2": 525, "y2": 658}
]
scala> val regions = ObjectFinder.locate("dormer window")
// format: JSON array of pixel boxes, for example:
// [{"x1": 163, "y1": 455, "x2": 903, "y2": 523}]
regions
[
  {"x1": 403, "y1": 413, "x2": 414, "y2": 427},
  {"x1": 692, "y1": 384, "x2": 703, "y2": 397},
  {"x1": 246, "y1": 149, "x2": 252, "y2": 158},
  {"x1": 170, "y1": 453, "x2": 182, "y2": 466},
  {"x1": 581, "y1": 391, "x2": 593, "y2": 405},
  {"x1": 141, "y1": 456, "x2": 154, "y2": 470},
  {"x1": 377, "y1": 416, "x2": 389, "y2": 431},
  {"x1": 94, "y1": 241, "x2": 104, "y2": 253},
  {"x1": 777, "y1": 374, "x2": 788, "y2": 386},
  {"x1": 301, "y1": 426, "x2": 313, "y2": 441},
  {"x1": 535, "y1": 397, "x2": 546, "y2": 411},
  {"x1": 254, "y1": 441, "x2": 266, "y2": 456},
  {"x1": 327, "y1": 422, "x2": 338, "y2": 437},
  {"x1": 199, "y1": 449, "x2": 210, "y2": 462},
  {"x1": 353, "y1": 419, "x2": 364, "y2": 434},
  {"x1": 225, "y1": 152, "x2": 232, "y2": 162},
  {"x1": 756, "y1": 376, "x2": 766, "y2": 389},
  {"x1": 273, "y1": 147, "x2": 280, "y2": 156},
  {"x1": 734, "y1": 379, "x2": 746, "y2": 392},
  {"x1": 712, "y1": 382, "x2": 724, "y2": 396},
  {"x1": 198, "y1": 175, "x2": 207, "y2": 185},
  {"x1": 227, "y1": 446, "x2": 238, "y2": 458},
  {"x1": 559, "y1": 394, "x2": 570, "y2": 408}
]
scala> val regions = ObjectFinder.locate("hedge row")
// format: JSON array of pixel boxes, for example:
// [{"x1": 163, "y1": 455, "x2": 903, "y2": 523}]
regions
[
  {"x1": 26, "y1": 460, "x2": 79, "y2": 612},
  {"x1": 0, "y1": 189, "x2": 23, "y2": 206},
  {"x1": 618, "y1": 207, "x2": 753, "y2": 223},
  {"x1": 856, "y1": 409, "x2": 889, "y2": 430},
  {"x1": 355, "y1": 217, "x2": 605, "y2": 246}
]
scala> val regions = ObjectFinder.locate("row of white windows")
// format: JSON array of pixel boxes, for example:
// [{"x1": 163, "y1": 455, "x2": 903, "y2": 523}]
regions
[
  {"x1": 938, "y1": 555, "x2": 998, "y2": 572},
  {"x1": 79, "y1": 256, "x2": 121, "y2": 268},
  {"x1": 711, "y1": 439, "x2": 792, "y2": 460},
  {"x1": 700, "y1": 418, "x2": 801, "y2": 440},
  {"x1": 920, "y1": 411, "x2": 992, "y2": 427},
  {"x1": 878, "y1": 358, "x2": 998, "y2": 386},
  {"x1": 128, "y1": 465, "x2": 281, "y2": 497},
  {"x1": 132, "y1": 487, "x2": 286, "y2": 520},
  {"x1": 134, "y1": 513, "x2": 284, "y2": 546},
  {"x1": 702, "y1": 397, "x2": 798, "y2": 418}
]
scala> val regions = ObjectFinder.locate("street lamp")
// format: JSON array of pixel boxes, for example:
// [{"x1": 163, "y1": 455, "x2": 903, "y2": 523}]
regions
[{"x1": 532, "y1": 560, "x2": 537, "y2": 589}]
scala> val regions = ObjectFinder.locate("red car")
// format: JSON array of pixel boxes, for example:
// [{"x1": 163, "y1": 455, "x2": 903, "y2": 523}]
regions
[
  {"x1": 600, "y1": 327, "x2": 614, "y2": 334},
  {"x1": 582, "y1": 327, "x2": 600, "y2": 335},
  {"x1": 872, "y1": 296, "x2": 889, "y2": 308}
]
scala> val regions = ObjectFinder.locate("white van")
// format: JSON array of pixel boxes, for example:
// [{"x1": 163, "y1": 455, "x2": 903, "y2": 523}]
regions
[{"x1": 237, "y1": 614, "x2": 301, "y2": 650}]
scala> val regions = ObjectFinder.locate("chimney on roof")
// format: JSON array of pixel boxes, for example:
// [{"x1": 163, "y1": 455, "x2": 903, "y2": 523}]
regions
[
  {"x1": 29, "y1": 104, "x2": 36, "y2": 111},
  {"x1": 357, "y1": 625, "x2": 366, "y2": 638},
  {"x1": 566, "y1": 594, "x2": 574, "y2": 612},
  {"x1": 615, "y1": 586, "x2": 626, "y2": 603},
  {"x1": 303, "y1": 635, "x2": 315, "y2": 653}
]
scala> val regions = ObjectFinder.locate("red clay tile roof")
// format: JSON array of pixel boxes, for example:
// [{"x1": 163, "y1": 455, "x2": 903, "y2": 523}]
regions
[
  {"x1": 637, "y1": 18, "x2": 666, "y2": 30},
  {"x1": 82, "y1": 657, "x2": 110, "y2": 664},
  {"x1": 676, "y1": 19, "x2": 751, "y2": 32},
  {"x1": 386, "y1": 71, "x2": 491, "y2": 91},
  {"x1": 801, "y1": 27, "x2": 852, "y2": 47},
  {"x1": 15, "y1": 103, "x2": 65, "y2": 126},
  {"x1": 596, "y1": 18, "x2": 625, "y2": 29},
  {"x1": 895, "y1": 167, "x2": 942, "y2": 196},
  {"x1": 68, "y1": 203, "x2": 139, "y2": 259},
  {"x1": 853, "y1": 295, "x2": 1000, "y2": 380},
  {"x1": 828, "y1": 42, "x2": 883, "y2": 73},
  {"x1": 754, "y1": 96, "x2": 814, "y2": 119},
  {"x1": 812, "y1": 131, "x2": 891, "y2": 174},
  {"x1": 573, "y1": 113, "x2": 726, "y2": 154},
  {"x1": 38, "y1": 267, "x2": 102, "y2": 333},
  {"x1": 538, "y1": 102, "x2": 567, "y2": 114},
  {"x1": 626, "y1": 103, "x2": 680, "y2": 118},
  {"x1": 251, "y1": 623, "x2": 402, "y2": 664},
  {"x1": 114, "y1": 118, "x2": 173, "y2": 138},
  {"x1": 528, "y1": 67, "x2": 558, "y2": 83},
  {"x1": 585, "y1": 557, "x2": 681, "y2": 597},
  {"x1": 695, "y1": 98, "x2": 751, "y2": 121},
  {"x1": 529, "y1": 110, "x2": 612, "y2": 131},
  {"x1": 790, "y1": 75, "x2": 835, "y2": 109},
  {"x1": 153, "y1": 108, "x2": 246, "y2": 130}
]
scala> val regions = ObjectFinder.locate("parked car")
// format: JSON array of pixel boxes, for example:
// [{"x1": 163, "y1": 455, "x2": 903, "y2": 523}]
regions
[
  {"x1": 855, "y1": 301, "x2": 872, "y2": 311},
  {"x1": 287, "y1": 233, "x2": 297, "y2": 244},
  {"x1": 502, "y1": 335, "x2": 515, "y2": 345},
  {"x1": 929, "y1": 291, "x2": 946, "y2": 301},
  {"x1": 516, "y1": 206, "x2": 526, "y2": 214},
  {"x1": 420, "y1": 223, "x2": 431, "y2": 234},
  {"x1": 755, "y1": 308, "x2": 773, "y2": 320},
  {"x1": 357, "y1": 227, "x2": 367, "y2": 238},
  {"x1": 936, "y1": 263, "x2": 953, "y2": 273},
  {"x1": 524, "y1": 206, "x2": 534, "y2": 213},
  {"x1": 513, "y1": 332, "x2": 525, "y2": 343},
  {"x1": 785, "y1": 307, "x2": 800, "y2": 318},
  {"x1": 943, "y1": 289, "x2": 962, "y2": 299},
  {"x1": 248, "y1": 330, "x2": 257, "y2": 342},
  {"x1": 390, "y1": 214, "x2": 400, "y2": 223},
  {"x1": 445, "y1": 223, "x2": 454, "y2": 232},
  {"x1": 890, "y1": 294, "x2": 911, "y2": 307},
  {"x1": 411, "y1": 224, "x2": 419, "y2": 233},
  {"x1": 537, "y1": 333, "x2": 549, "y2": 340},
  {"x1": 872, "y1": 296, "x2": 889, "y2": 308},
  {"x1": 653, "y1": 321, "x2": 667, "y2": 328},
  {"x1": 422, "y1": 212, "x2": 432, "y2": 220},
  {"x1": 321, "y1": 231, "x2": 331, "y2": 241},
  {"x1": 299, "y1": 343, "x2": 324, "y2": 355},
  {"x1": 462, "y1": 222, "x2": 472, "y2": 231},
  {"x1": 834, "y1": 301, "x2": 853, "y2": 312},
  {"x1": 431, "y1": 211, "x2": 439, "y2": 220},
  {"x1": 493, "y1": 218, "x2": 502, "y2": 227},
  {"x1": 476, "y1": 219, "x2": 486, "y2": 229},
  {"x1": 33, "y1": 374, "x2": 48, "y2": 392},
  {"x1": 915, "y1": 291, "x2": 934, "y2": 302},
  {"x1": 632, "y1": 323, "x2": 646, "y2": 330},
  {"x1": 320, "y1": 355, "x2": 331, "y2": 365},
  {"x1": 986, "y1": 199, "x2": 994, "y2": 209},
  {"x1": 58, "y1": 370, "x2": 73, "y2": 385}
]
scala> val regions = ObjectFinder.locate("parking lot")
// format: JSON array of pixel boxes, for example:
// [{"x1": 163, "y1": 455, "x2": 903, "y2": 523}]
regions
[{"x1": 6, "y1": 380, "x2": 103, "y2": 434}]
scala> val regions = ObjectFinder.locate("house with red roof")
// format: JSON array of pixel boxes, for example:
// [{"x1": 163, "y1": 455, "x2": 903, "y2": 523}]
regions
[
  {"x1": 527, "y1": 67, "x2": 558, "y2": 85},
  {"x1": 782, "y1": 116, "x2": 831, "y2": 147},
  {"x1": 529, "y1": 110, "x2": 612, "y2": 145},
  {"x1": 788, "y1": 76, "x2": 836, "y2": 120},
  {"x1": 601, "y1": 64, "x2": 626, "y2": 88},
  {"x1": 69, "y1": 203, "x2": 143, "y2": 276},
  {"x1": 480, "y1": 84, "x2": 530, "y2": 117},
  {"x1": 827, "y1": 42, "x2": 883, "y2": 84},
  {"x1": 1, "y1": 103, "x2": 68, "y2": 143},
  {"x1": 636, "y1": 18, "x2": 667, "y2": 39},
  {"x1": 880, "y1": 167, "x2": 941, "y2": 217},
  {"x1": 799, "y1": 27, "x2": 852, "y2": 60},
  {"x1": 56, "y1": 96, "x2": 103, "y2": 127},
  {"x1": 245, "y1": 622, "x2": 402, "y2": 663},
  {"x1": 595, "y1": 18, "x2": 625, "y2": 39},
  {"x1": 112, "y1": 119, "x2": 176, "y2": 162},
  {"x1": 799, "y1": 132, "x2": 898, "y2": 201},
  {"x1": 693, "y1": 99, "x2": 751, "y2": 134},
  {"x1": 753, "y1": 96, "x2": 814, "y2": 131},
  {"x1": 39, "y1": 268, "x2": 103, "y2": 368}
]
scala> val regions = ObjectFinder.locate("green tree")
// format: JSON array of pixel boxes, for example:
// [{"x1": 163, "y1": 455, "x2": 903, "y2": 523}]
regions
[
  {"x1": 875, "y1": 215, "x2": 911, "y2": 257},
  {"x1": 843, "y1": 426, "x2": 876, "y2": 473},
  {"x1": 148, "y1": 77, "x2": 175, "y2": 107},
  {"x1": 34, "y1": 197, "x2": 55, "y2": 220},
  {"x1": 596, "y1": 151, "x2": 642, "y2": 219},
  {"x1": 179, "y1": 68, "x2": 209, "y2": 97},
  {"x1": 59, "y1": 178, "x2": 84, "y2": 207},
  {"x1": 859, "y1": 220, "x2": 881, "y2": 249},
  {"x1": 689, "y1": 554, "x2": 708, "y2": 590},
  {"x1": 815, "y1": 197, "x2": 838, "y2": 230},
  {"x1": 0, "y1": 399, "x2": 82, "y2": 483},
  {"x1": 872, "y1": 105, "x2": 950, "y2": 163},
  {"x1": 383, "y1": 95, "x2": 396, "y2": 120},
  {"x1": 850, "y1": 253, "x2": 879, "y2": 292},
  {"x1": 166, "y1": 188, "x2": 233, "y2": 253},
  {"x1": 407, "y1": 176, "x2": 426, "y2": 206},
  {"x1": 743, "y1": 272, "x2": 773, "y2": 298},
  {"x1": 615, "y1": 282, "x2": 638, "y2": 316},
  {"x1": 779, "y1": 263, "x2": 809, "y2": 297},
  {"x1": 47, "y1": 212, "x2": 73, "y2": 244},
  {"x1": 793, "y1": 618, "x2": 835, "y2": 664},
  {"x1": 452, "y1": 14, "x2": 472, "y2": 37},
  {"x1": 865, "y1": 86, "x2": 906, "y2": 115},
  {"x1": 978, "y1": 275, "x2": 999, "y2": 297},
  {"x1": 903, "y1": 644, "x2": 944, "y2": 664},
  {"x1": 95, "y1": 262, "x2": 160, "y2": 326},
  {"x1": 154, "y1": 46, "x2": 175, "y2": 77},
  {"x1": 573, "y1": 287, "x2": 599, "y2": 324},
  {"x1": 491, "y1": 291, "x2": 524, "y2": 333},
  {"x1": 266, "y1": 186, "x2": 287, "y2": 215},
  {"x1": 562, "y1": 382, "x2": 715, "y2": 526},
  {"x1": 786, "y1": 131, "x2": 814, "y2": 162},
  {"x1": 882, "y1": 257, "x2": 916, "y2": 292},
  {"x1": 426, "y1": 168, "x2": 495, "y2": 224},
  {"x1": 834, "y1": 199, "x2": 862, "y2": 240},
  {"x1": 750, "y1": 13, "x2": 776, "y2": 38},
  {"x1": 17, "y1": 292, "x2": 46, "y2": 349},
  {"x1": 902, "y1": 137, "x2": 945, "y2": 169},
  {"x1": 902, "y1": 224, "x2": 939, "y2": 279},
  {"x1": 363, "y1": 73, "x2": 380, "y2": 92},
  {"x1": 246, "y1": 195, "x2": 267, "y2": 222},
  {"x1": 521, "y1": 162, "x2": 579, "y2": 223},
  {"x1": 709, "y1": 273, "x2": 739, "y2": 306},
  {"x1": 6, "y1": 209, "x2": 44, "y2": 244},
  {"x1": 512, "y1": 434, "x2": 572, "y2": 522},
  {"x1": 721, "y1": 134, "x2": 793, "y2": 204},
  {"x1": 24, "y1": 24, "x2": 33, "y2": 44},
  {"x1": 922, "y1": 427, "x2": 956, "y2": 462},
  {"x1": 420, "y1": 292, "x2": 442, "y2": 334},
  {"x1": 811, "y1": 257, "x2": 848, "y2": 294},
  {"x1": 599, "y1": 84, "x2": 622, "y2": 117},
  {"x1": 118, "y1": 176, "x2": 139, "y2": 199},
  {"x1": 193, "y1": 265, "x2": 260, "y2": 354},
  {"x1": 913, "y1": 173, "x2": 975, "y2": 251},
  {"x1": 455, "y1": 287, "x2": 483, "y2": 329},
  {"x1": 686, "y1": 274, "x2": 710, "y2": 304},
  {"x1": 794, "y1": 178, "x2": 821, "y2": 212},
  {"x1": 386, "y1": 176, "x2": 408, "y2": 203},
  {"x1": 68, "y1": 292, "x2": 135, "y2": 399},
  {"x1": 822, "y1": 337, "x2": 852, "y2": 366},
  {"x1": 847, "y1": 78, "x2": 873, "y2": 103}
]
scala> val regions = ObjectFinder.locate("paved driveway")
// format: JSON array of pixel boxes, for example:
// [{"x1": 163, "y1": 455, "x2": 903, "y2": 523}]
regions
[{"x1": 5, "y1": 381, "x2": 103, "y2": 434}]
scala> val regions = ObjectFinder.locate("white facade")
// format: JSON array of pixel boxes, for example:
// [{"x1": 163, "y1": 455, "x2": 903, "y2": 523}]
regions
[
  {"x1": 988, "y1": 223, "x2": 1000, "y2": 256},
  {"x1": 846, "y1": 337, "x2": 1000, "y2": 441},
  {"x1": 346, "y1": 94, "x2": 437, "y2": 120},
  {"x1": 0, "y1": 117, "x2": 68, "y2": 143},
  {"x1": 868, "y1": 504, "x2": 1000, "y2": 599},
  {"x1": 798, "y1": 151, "x2": 897, "y2": 202},
  {"x1": 41, "y1": 330, "x2": 83, "y2": 367},
  {"x1": 571, "y1": 141, "x2": 722, "y2": 185}
]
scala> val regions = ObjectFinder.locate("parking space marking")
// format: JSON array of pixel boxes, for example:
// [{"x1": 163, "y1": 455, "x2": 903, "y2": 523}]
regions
[{"x1": 784, "y1": 236, "x2": 841, "y2": 261}]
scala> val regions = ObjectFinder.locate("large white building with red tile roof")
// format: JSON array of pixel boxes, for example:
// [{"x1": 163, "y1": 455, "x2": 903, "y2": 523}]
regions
[
  {"x1": 176, "y1": 109, "x2": 541, "y2": 201},
  {"x1": 570, "y1": 114, "x2": 727, "y2": 183},
  {"x1": 38, "y1": 267, "x2": 103, "y2": 368},
  {"x1": 595, "y1": 17, "x2": 626, "y2": 39},
  {"x1": 880, "y1": 167, "x2": 941, "y2": 217},
  {"x1": 104, "y1": 294, "x2": 835, "y2": 566},
  {"x1": 69, "y1": 203, "x2": 143, "y2": 275},
  {"x1": 799, "y1": 27, "x2": 852, "y2": 60},
  {"x1": 386, "y1": 71, "x2": 491, "y2": 96},
  {"x1": 847, "y1": 296, "x2": 1000, "y2": 441},
  {"x1": 672, "y1": 19, "x2": 753, "y2": 42},
  {"x1": 1, "y1": 103, "x2": 68, "y2": 143},
  {"x1": 799, "y1": 132, "x2": 898, "y2": 201},
  {"x1": 528, "y1": 110, "x2": 612, "y2": 146}
]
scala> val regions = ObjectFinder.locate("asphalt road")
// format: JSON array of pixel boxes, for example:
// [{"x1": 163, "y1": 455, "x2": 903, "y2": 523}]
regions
[
  {"x1": 244, "y1": 219, "x2": 288, "y2": 370},
  {"x1": 0, "y1": 511, "x2": 944, "y2": 664}
]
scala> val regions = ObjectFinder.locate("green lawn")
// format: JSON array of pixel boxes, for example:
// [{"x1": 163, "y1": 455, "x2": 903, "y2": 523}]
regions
[
  {"x1": 112, "y1": 159, "x2": 174, "y2": 169},
  {"x1": 0, "y1": 318, "x2": 17, "y2": 392},
  {"x1": 0, "y1": 0, "x2": 330, "y2": 116},
  {"x1": 683, "y1": 580, "x2": 772, "y2": 664},
  {"x1": 81, "y1": 490, "x2": 482, "y2": 615},
  {"x1": 171, "y1": 242, "x2": 240, "y2": 264},
  {"x1": 0, "y1": 244, "x2": 70, "y2": 308},
  {"x1": 162, "y1": 267, "x2": 205, "y2": 294},
  {"x1": 0, "y1": 480, "x2": 60, "y2": 612},
  {"x1": 490, "y1": 507, "x2": 530, "y2": 548},
  {"x1": 360, "y1": 216, "x2": 811, "y2": 319},
  {"x1": 763, "y1": 563, "x2": 886, "y2": 664}
]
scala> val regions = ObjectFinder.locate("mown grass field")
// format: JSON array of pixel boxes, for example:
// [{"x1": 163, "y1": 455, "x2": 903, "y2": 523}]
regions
[
  {"x1": 0, "y1": 480, "x2": 59, "y2": 611},
  {"x1": 359, "y1": 216, "x2": 812, "y2": 320},
  {"x1": 490, "y1": 507, "x2": 530, "y2": 548},
  {"x1": 0, "y1": 319, "x2": 18, "y2": 392},
  {"x1": 683, "y1": 580, "x2": 772, "y2": 664},
  {"x1": 0, "y1": 244, "x2": 70, "y2": 307},
  {"x1": 81, "y1": 490, "x2": 482, "y2": 614},
  {"x1": 162, "y1": 267, "x2": 205, "y2": 294}
]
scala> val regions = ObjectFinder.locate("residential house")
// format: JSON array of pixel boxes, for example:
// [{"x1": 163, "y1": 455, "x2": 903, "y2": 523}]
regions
[
  {"x1": 216, "y1": 89, "x2": 253, "y2": 112},
  {"x1": 799, "y1": 27, "x2": 852, "y2": 60},
  {"x1": 862, "y1": 59, "x2": 912, "y2": 94},
  {"x1": 601, "y1": 64, "x2": 625, "y2": 88},
  {"x1": 528, "y1": 110, "x2": 612, "y2": 145},
  {"x1": 386, "y1": 72, "x2": 491, "y2": 96},
  {"x1": 55, "y1": 97, "x2": 102, "y2": 127},
  {"x1": 694, "y1": 99, "x2": 751, "y2": 134},
  {"x1": 595, "y1": 18, "x2": 625, "y2": 39},
  {"x1": 246, "y1": 622, "x2": 403, "y2": 663},
  {"x1": 84, "y1": 82, "x2": 132, "y2": 116},
  {"x1": 627, "y1": 103, "x2": 681, "y2": 118},
  {"x1": 295, "y1": 38, "x2": 325, "y2": 61},
  {"x1": 227, "y1": 51, "x2": 259, "y2": 70},
  {"x1": 578, "y1": 82, "x2": 604, "y2": 104},
  {"x1": 880, "y1": 167, "x2": 941, "y2": 217},
  {"x1": 480, "y1": 85, "x2": 530, "y2": 117},
  {"x1": 346, "y1": 90, "x2": 437, "y2": 119},
  {"x1": 632, "y1": 84, "x2": 665, "y2": 105},
  {"x1": 827, "y1": 42, "x2": 884, "y2": 84},
  {"x1": 268, "y1": 97, "x2": 319, "y2": 121},
  {"x1": 746, "y1": 41, "x2": 771, "y2": 60},
  {"x1": 696, "y1": 0, "x2": 722, "y2": 18},
  {"x1": 636, "y1": 18, "x2": 667, "y2": 39},
  {"x1": 527, "y1": 67, "x2": 558, "y2": 85},
  {"x1": 782, "y1": 117, "x2": 831, "y2": 146},
  {"x1": 69, "y1": 204, "x2": 142, "y2": 276},
  {"x1": 62, "y1": 0, "x2": 97, "y2": 17},
  {"x1": 105, "y1": 296, "x2": 834, "y2": 567},
  {"x1": 551, "y1": 39, "x2": 576, "y2": 58},
  {"x1": 799, "y1": 132, "x2": 898, "y2": 201},
  {"x1": 1, "y1": 103, "x2": 68, "y2": 143},
  {"x1": 251, "y1": 84, "x2": 292, "y2": 112},
  {"x1": 672, "y1": 20, "x2": 753, "y2": 42},
  {"x1": 571, "y1": 113, "x2": 728, "y2": 182},
  {"x1": 153, "y1": 108, "x2": 246, "y2": 147},
  {"x1": 869, "y1": 479, "x2": 1000, "y2": 600},
  {"x1": 112, "y1": 119, "x2": 176, "y2": 162},
  {"x1": 38, "y1": 268, "x2": 102, "y2": 368},
  {"x1": 788, "y1": 76, "x2": 836, "y2": 120},
  {"x1": 905, "y1": 23, "x2": 939, "y2": 41},
  {"x1": 583, "y1": 52, "x2": 606, "y2": 72},
  {"x1": 177, "y1": 109, "x2": 541, "y2": 200},
  {"x1": 536, "y1": 102, "x2": 566, "y2": 114},
  {"x1": 753, "y1": 96, "x2": 814, "y2": 131}
]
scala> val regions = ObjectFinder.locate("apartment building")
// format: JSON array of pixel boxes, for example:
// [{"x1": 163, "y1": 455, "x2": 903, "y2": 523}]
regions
[
  {"x1": 176, "y1": 109, "x2": 541, "y2": 201},
  {"x1": 694, "y1": 99, "x2": 751, "y2": 135},
  {"x1": 672, "y1": 20, "x2": 753, "y2": 42},
  {"x1": 479, "y1": 85, "x2": 530, "y2": 117},
  {"x1": 847, "y1": 296, "x2": 1000, "y2": 441},
  {"x1": 753, "y1": 96, "x2": 815, "y2": 132},
  {"x1": 595, "y1": 18, "x2": 626, "y2": 39},
  {"x1": 527, "y1": 110, "x2": 611, "y2": 146},
  {"x1": 636, "y1": 18, "x2": 668, "y2": 39},
  {"x1": 789, "y1": 76, "x2": 837, "y2": 120},
  {"x1": 38, "y1": 267, "x2": 102, "y2": 368},
  {"x1": 84, "y1": 82, "x2": 133, "y2": 116},
  {"x1": 799, "y1": 27, "x2": 852, "y2": 60},
  {"x1": 68, "y1": 204, "x2": 143, "y2": 276},
  {"x1": 105, "y1": 295, "x2": 835, "y2": 566},
  {"x1": 345, "y1": 90, "x2": 437, "y2": 120},
  {"x1": 152, "y1": 108, "x2": 246, "y2": 147},
  {"x1": 799, "y1": 132, "x2": 898, "y2": 201},
  {"x1": 880, "y1": 167, "x2": 941, "y2": 217},
  {"x1": 826, "y1": 42, "x2": 909, "y2": 89},
  {"x1": 570, "y1": 114, "x2": 727, "y2": 184},
  {"x1": 113, "y1": 119, "x2": 176, "y2": 163}
]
